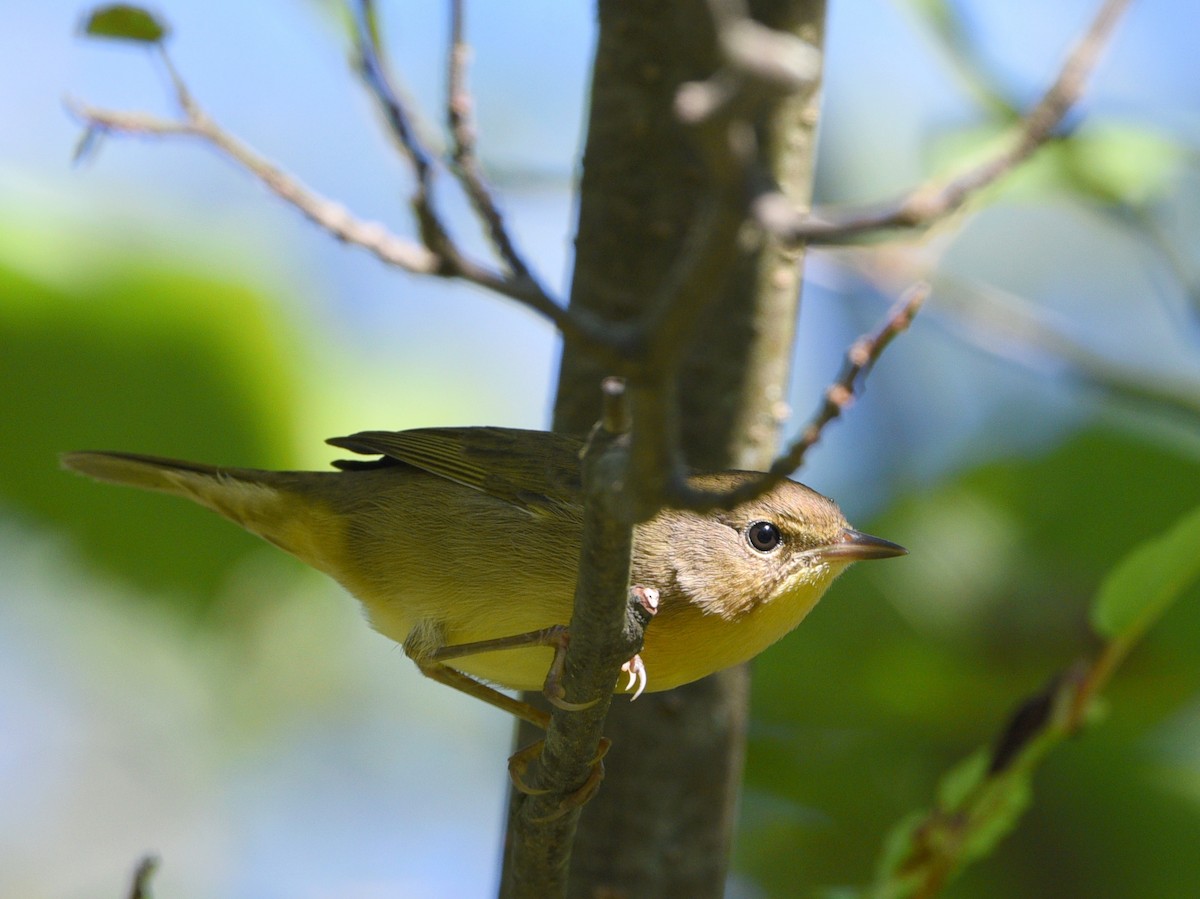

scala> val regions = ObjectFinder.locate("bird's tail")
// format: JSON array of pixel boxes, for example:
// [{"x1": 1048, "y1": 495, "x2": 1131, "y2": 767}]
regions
[{"x1": 61, "y1": 451, "x2": 337, "y2": 570}]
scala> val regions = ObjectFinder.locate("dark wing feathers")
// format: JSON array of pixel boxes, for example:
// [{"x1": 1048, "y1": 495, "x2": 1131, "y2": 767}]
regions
[{"x1": 326, "y1": 427, "x2": 584, "y2": 513}]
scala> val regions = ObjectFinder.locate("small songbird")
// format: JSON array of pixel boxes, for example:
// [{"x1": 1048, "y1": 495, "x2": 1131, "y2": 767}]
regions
[{"x1": 62, "y1": 427, "x2": 905, "y2": 716}]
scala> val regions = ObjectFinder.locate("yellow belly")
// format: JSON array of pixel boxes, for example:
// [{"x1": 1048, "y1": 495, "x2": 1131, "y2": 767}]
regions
[{"x1": 354, "y1": 568, "x2": 840, "y2": 695}]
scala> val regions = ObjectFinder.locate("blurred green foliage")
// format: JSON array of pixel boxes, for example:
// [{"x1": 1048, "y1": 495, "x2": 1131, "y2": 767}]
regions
[
  {"x1": 741, "y1": 428, "x2": 1200, "y2": 898},
  {"x1": 1092, "y1": 503, "x2": 1200, "y2": 640},
  {"x1": 864, "y1": 502, "x2": 1200, "y2": 898},
  {"x1": 0, "y1": 250, "x2": 298, "y2": 617},
  {"x1": 9, "y1": 240, "x2": 1197, "y2": 896}
]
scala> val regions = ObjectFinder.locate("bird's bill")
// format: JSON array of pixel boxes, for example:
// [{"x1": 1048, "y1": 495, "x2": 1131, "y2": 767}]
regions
[{"x1": 817, "y1": 528, "x2": 908, "y2": 561}]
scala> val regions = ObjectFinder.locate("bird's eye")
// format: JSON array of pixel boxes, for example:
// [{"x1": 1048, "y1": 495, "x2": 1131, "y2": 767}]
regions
[{"x1": 746, "y1": 520, "x2": 782, "y2": 552}]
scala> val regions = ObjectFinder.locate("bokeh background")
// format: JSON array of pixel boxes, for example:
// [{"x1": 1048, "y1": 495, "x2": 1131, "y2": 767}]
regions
[{"x1": 3, "y1": 1, "x2": 1200, "y2": 896}]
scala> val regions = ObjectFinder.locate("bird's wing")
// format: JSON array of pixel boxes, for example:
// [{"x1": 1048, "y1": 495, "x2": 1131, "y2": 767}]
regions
[{"x1": 326, "y1": 427, "x2": 584, "y2": 514}]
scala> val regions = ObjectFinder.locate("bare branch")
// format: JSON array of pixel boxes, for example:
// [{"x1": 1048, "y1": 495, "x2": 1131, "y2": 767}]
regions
[
  {"x1": 772, "y1": 281, "x2": 927, "y2": 471},
  {"x1": 754, "y1": 0, "x2": 1133, "y2": 245},
  {"x1": 353, "y1": 0, "x2": 482, "y2": 287},
  {"x1": 68, "y1": 97, "x2": 443, "y2": 275},
  {"x1": 354, "y1": 1, "x2": 440, "y2": 210},
  {"x1": 345, "y1": 3, "x2": 625, "y2": 351},
  {"x1": 67, "y1": 57, "x2": 610, "y2": 347},
  {"x1": 652, "y1": 0, "x2": 1127, "y2": 509},
  {"x1": 445, "y1": 0, "x2": 541, "y2": 286},
  {"x1": 353, "y1": 1, "x2": 556, "y2": 318}
]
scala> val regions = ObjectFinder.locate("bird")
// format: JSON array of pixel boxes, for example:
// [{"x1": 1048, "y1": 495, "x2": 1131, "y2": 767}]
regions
[{"x1": 62, "y1": 426, "x2": 906, "y2": 716}]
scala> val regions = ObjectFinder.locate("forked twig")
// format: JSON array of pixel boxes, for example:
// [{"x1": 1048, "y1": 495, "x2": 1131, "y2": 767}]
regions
[
  {"x1": 354, "y1": 0, "x2": 444, "y2": 249},
  {"x1": 69, "y1": 44, "x2": 607, "y2": 348},
  {"x1": 354, "y1": 1, "x2": 544, "y2": 295}
]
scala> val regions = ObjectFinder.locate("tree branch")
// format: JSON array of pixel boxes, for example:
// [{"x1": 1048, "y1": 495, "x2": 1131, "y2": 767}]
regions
[
  {"x1": 653, "y1": 0, "x2": 1126, "y2": 512},
  {"x1": 501, "y1": 380, "x2": 654, "y2": 898},
  {"x1": 752, "y1": 0, "x2": 1132, "y2": 245},
  {"x1": 69, "y1": 40, "x2": 618, "y2": 353},
  {"x1": 542, "y1": 3, "x2": 826, "y2": 894},
  {"x1": 353, "y1": 0, "x2": 546, "y2": 301}
]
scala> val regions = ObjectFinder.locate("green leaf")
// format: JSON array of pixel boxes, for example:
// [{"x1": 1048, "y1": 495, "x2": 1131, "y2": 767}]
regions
[
  {"x1": 1091, "y1": 504, "x2": 1200, "y2": 639},
  {"x1": 936, "y1": 749, "x2": 988, "y2": 808},
  {"x1": 81, "y1": 4, "x2": 169, "y2": 44},
  {"x1": 1062, "y1": 125, "x2": 1185, "y2": 206},
  {"x1": 873, "y1": 810, "x2": 924, "y2": 897},
  {"x1": 960, "y1": 772, "x2": 1033, "y2": 862}
]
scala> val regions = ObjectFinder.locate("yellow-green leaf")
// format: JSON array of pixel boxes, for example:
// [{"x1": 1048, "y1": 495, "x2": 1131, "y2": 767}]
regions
[
  {"x1": 1091, "y1": 504, "x2": 1200, "y2": 639},
  {"x1": 81, "y1": 4, "x2": 169, "y2": 44}
]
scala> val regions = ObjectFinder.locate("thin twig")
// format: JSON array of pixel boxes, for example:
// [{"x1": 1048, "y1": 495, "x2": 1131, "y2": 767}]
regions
[
  {"x1": 445, "y1": 0, "x2": 538, "y2": 285},
  {"x1": 355, "y1": 0, "x2": 456, "y2": 265},
  {"x1": 754, "y1": 0, "x2": 1133, "y2": 245},
  {"x1": 670, "y1": 282, "x2": 928, "y2": 510},
  {"x1": 355, "y1": 1, "x2": 550, "y2": 303},
  {"x1": 126, "y1": 855, "x2": 158, "y2": 899},
  {"x1": 69, "y1": 98, "x2": 443, "y2": 274},
  {"x1": 348, "y1": 2, "x2": 612, "y2": 350},
  {"x1": 777, "y1": 281, "x2": 928, "y2": 469}
]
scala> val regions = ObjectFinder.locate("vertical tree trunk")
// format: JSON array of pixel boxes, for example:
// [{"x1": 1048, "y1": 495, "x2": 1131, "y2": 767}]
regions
[{"x1": 508, "y1": 1, "x2": 826, "y2": 894}]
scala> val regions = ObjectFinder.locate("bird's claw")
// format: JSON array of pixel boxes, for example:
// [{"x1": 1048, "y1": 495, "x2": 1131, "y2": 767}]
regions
[
  {"x1": 539, "y1": 627, "x2": 601, "y2": 711},
  {"x1": 546, "y1": 690, "x2": 599, "y2": 712},
  {"x1": 508, "y1": 739, "x2": 552, "y2": 796},
  {"x1": 507, "y1": 737, "x2": 612, "y2": 821},
  {"x1": 620, "y1": 654, "x2": 649, "y2": 700}
]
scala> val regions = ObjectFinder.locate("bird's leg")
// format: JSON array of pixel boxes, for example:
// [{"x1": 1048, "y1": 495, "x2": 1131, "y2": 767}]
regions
[
  {"x1": 613, "y1": 585, "x2": 659, "y2": 701},
  {"x1": 412, "y1": 658, "x2": 550, "y2": 729},
  {"x1": 424, "y1": 624, "x2": 596, "y2": 712},
  {"x1": 406, "y1": 627, "x2": 605, "y2": 806},
  {"x1": 414, "y1": 658, "x2": 591, "y2": 806},
  {"x1": 410, "y1": 586, "x2": 659, "y2": 813}
]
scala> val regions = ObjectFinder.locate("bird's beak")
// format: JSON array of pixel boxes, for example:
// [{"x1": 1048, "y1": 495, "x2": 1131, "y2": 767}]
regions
[{"x1": 818, "y1": 528, "x2": 907, "y2": 562}]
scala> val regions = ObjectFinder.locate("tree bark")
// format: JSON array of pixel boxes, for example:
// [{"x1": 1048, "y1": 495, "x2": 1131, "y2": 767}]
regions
[{"x1": 505, "y1": 1, "x2": 826, "y2": 895}]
